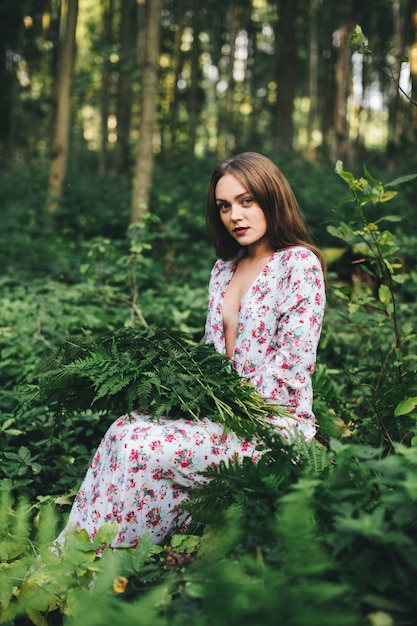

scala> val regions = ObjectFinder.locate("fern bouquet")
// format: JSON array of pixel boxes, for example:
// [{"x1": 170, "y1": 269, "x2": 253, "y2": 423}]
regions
[{"x1": 24, "y1": 326, "x2": 289, "y2": 443}]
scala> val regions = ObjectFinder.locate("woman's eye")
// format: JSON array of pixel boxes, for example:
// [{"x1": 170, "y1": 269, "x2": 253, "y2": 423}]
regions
[
  {"x1": 217, "y1": 202, "x2": 229, "y2": 212},
  {"x1": 242, "y1": 197, "x2": 253, "y2": 206}
]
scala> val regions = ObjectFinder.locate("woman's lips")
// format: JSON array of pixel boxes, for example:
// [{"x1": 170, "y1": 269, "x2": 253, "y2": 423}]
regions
[{"x1": 234, "y1": 227, "x2": 249, "y2": 235}]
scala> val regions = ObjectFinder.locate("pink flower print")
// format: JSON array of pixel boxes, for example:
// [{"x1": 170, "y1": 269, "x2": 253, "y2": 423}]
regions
[
  {"x1": 284, "y1": 330, "x2": 301, "y2": 347},
  {"x1": 150, "y1": 440, "x2": 162, "y2": 452},
  {"x1": 252, "y1": 282, "x2": 271, "y2": 301},
  {"x1": 134, "y1": 487, "x2": 155, "y2": 504},
  {"x1": 133, "y1": 492, "x2": 144, "y2": 511},
  {"x1": 165, "y1": 433, "x2": 175, "y2": 442},
  {"x1": 252, "y1": 320, "x2": 269, "y2": 345},
  {"x1": 129, "y1": 449, "x2": 148, "y2": 472},
  {"x1": 258, "y1": 304, "x2": 270, "y2": 318},
  {"x1": 159, "y1": 484, "x2": 168, "y2": 499},
  {"x1": 90, "y1": 451, "x2": 101, "y2": 476},
  {"x1": 210, "y1": 434, "x2": 229, "y2": 456},
  {"x1": 281, "y1": 353, "x2": 300, "y2": 370},
  {"x1": 172, "y1": 488, "x2": 183, "y2": 500},
  {"x1": 213, "y1": 322, "x2": 222, "y2": 334},
  {"x1": 106, "y1": 483, "x2": 117, "y2": 499},
  {"x1": 174, "y1": 448, "x2": 193, "y2": 468},
  {"x1": 151, "y1": 468, "x2": 164, "y2": 481},
  {"x1": 242, "y1": 359, "x2": 257, "y2": 375},
  {"x1": 255, "y1": 374, "x2": 264, "y2": 388},
  {"x1": 126, "y1": 511, "x2": 137, "y2": 524},
  {"x1": 241, "y1": 338, "x2": 251, "y2": 352},
  {"x1": 108, "y1": 455, "x2": 118, "y2": 473},
  {"x1": 270, "y1": 388, "x2": 281, "y2": 401},
  {"x1": 252, "y1": 320, "x2": 264, "y2": 335},
  {"x1": 74, "y1": 489, "x2": 87, "y2": 511},
  {"x1": 162, "y1": 468, "x2": 176, "y2": 480},
  {"x1": 92, "y1": 509, "x2": 101, "y2": 524},
  {"x1": 146, "y1": 506, "x2": 161, "y2": 528},
  {"x1": 108, "y1": 503, "x2": 123, "y2": 524},
  {"x1": 105, "y1": 437, "x2": 116, "y2": 453}
]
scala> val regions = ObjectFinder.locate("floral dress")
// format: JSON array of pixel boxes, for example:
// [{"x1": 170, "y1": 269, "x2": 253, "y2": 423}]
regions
[{"x1": 55, "y1": 247, "x2": 325, "y2": 549}]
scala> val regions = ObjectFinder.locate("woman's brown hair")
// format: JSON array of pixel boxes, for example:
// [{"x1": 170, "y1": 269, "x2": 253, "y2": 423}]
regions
[{"x1": 206, "y1": 152, "x2": 325, "y2": 269}]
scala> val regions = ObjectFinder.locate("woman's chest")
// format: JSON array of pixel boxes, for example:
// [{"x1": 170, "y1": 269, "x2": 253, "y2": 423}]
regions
[{"x1": 222, "y1": 261, "x2": 264, "y2": 316}]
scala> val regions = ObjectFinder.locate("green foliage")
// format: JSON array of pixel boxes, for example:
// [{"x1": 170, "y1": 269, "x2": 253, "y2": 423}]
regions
[
  {"x1": 320, "y1": 162, "x2": 417, "y2": 449},
  {"x1": 2, "y1": 158, "x2": 417, "y2": 625},
  {"x1": 4, "y1": 439, "x2": 417, "y2": 626},
  {"x1": 23, "y1": 326, "x2": 289, "y2": 444}
]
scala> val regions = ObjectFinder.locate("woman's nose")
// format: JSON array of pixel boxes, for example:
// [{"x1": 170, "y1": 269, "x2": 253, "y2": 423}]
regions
[{"x1": 230, "y1": 203, "x2": 243, "y2": 220}]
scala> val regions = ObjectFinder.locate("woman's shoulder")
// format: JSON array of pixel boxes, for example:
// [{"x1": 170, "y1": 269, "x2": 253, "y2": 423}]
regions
[
  {"x1": 211, "y1": 257, "x2": 237, "y2": 276},
  {"x1": 271, "y1": 246, "x2": 323, "y2": 270}
]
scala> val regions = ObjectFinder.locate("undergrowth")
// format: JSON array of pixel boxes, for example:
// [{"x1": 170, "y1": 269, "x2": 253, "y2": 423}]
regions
[{"x1": 1, "y1": 161, "x2": 417, "y2": 625}]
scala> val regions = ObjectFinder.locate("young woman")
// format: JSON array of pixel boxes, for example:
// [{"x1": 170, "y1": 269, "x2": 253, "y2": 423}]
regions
[{"x1": 55, "y1": 152, "x2": 326, "y2": 550}]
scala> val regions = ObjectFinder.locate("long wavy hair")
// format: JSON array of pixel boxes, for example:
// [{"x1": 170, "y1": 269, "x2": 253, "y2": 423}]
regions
[{"x1": 206, "y1": 152, "x2": 325, "y2": 268}]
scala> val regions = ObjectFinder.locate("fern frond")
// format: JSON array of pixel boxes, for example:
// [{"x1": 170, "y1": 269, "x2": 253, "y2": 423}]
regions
[{"x1": 23, "y1": 325, "x2": 291, "y2": 444}]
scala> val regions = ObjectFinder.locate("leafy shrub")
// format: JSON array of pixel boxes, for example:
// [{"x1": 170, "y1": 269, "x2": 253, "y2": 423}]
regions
[
  {"x1": 319, "y1": 163, "x2": 417, "y2": 448},
  {"x1": 1, "y1": 157, "x2": 417, "y2": 625}
]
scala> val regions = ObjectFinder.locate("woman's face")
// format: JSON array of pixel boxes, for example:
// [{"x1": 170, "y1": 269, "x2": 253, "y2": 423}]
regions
[{"x1": 215, "y1": 174, "x2": 273, "y2": 256}]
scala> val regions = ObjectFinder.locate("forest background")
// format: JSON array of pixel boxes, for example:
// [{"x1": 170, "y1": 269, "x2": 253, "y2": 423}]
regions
[{"x1": 1, "y1": 1, "x2": 417, "y2": 625}]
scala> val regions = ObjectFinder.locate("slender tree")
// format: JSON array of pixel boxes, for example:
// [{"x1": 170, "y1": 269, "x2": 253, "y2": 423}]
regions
[
  {"x1": 320, "y1": 0, "x2": 337, "y2": 160},
  {"x1": 329, "y1": 3, "x2": 355, "y2": 164},
  {"x1": 411, "y1": 0, "x2": 417, "y2": 137},
  {"x1": 273, "y1": 0, "x2": 298, "y2": 151},
  {"x1": 217, "y1": 3, "x2": 242, "y2": 156},
  {"x1": 306, "y1": 0, "x2": 321, "y2": 160},
  {"x1": 0, "y1": 1, "x2": 24, "y2": 167},
  {"x1": 98, "y1": 0, "x2": 114, "y2": 176},
  {"x1": 188, "y1": 0, "x2": 201, "y2": 156},
  {"x1": 47, "y1": 0, "x2": 78, "y2": 214},
  {"x1": 131, "y1": 0, "x2": 163, "y2": 223},
  {"x1": 114, "y1": 0, "x2": 135, "y2": 174}
]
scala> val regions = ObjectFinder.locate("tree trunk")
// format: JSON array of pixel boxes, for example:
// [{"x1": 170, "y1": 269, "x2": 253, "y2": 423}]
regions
[
  {"x1": 160, "y1": 0, "x2": 186, "y2": 156},
  {"x1": 273, "y1": 0, "x2": 298, "y2": 151},
  {"x1": 306, "y1": 0, "x2": 320, "y2": 160},
  {"x1": 388, "y1": 0, "x2": 407, "y2": 144},
  {"x1": 411, "y1": 0, "x2": 417, "y2": 138},
  {"x1": 98, "y1": 0, "x2": 113, "y2": 176},
  {"x1": 114, "y1": 0, "x2": 135, "y2": 174},
  {"x1": 131, "y1": 0, "x2": 163, "y2": 223},
  {"x1": 217, "y1": 3, "x2": 241, "y2": 157},
  {"x1": 320, "y1": 0, "x2": 337, "y2": 159},
  {"x1": 188, "y1": 0, "x2": 200, "y2": 156},
  {"x1": 47, "y1": 0, "x2": 78, "y2": 214},
  {"x1": 0, "y1": 2, "x2": 25, "y2": 167},
  {"x1": 137, "y1": 0, "x2": 147, "y2": 69},
  {"x1": 330, "y1": 15, "x2": 354, "y2": 164}
]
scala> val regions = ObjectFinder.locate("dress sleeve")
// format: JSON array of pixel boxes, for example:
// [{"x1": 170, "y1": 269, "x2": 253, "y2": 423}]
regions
[
  {"x1": 255, "y1": 249, "x2": 325, "y2": 425},
  {"x1": 204, "y1": 302, "x2": 214, "y2": 345},
  {"x1": 204, "y1": 262, "x2": 218, "y2": 345}
]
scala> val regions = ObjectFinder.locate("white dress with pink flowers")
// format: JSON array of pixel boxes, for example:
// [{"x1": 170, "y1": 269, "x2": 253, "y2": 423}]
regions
[{"x1": 55, "y1": 247, "x2": 325, "y2": 549}]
